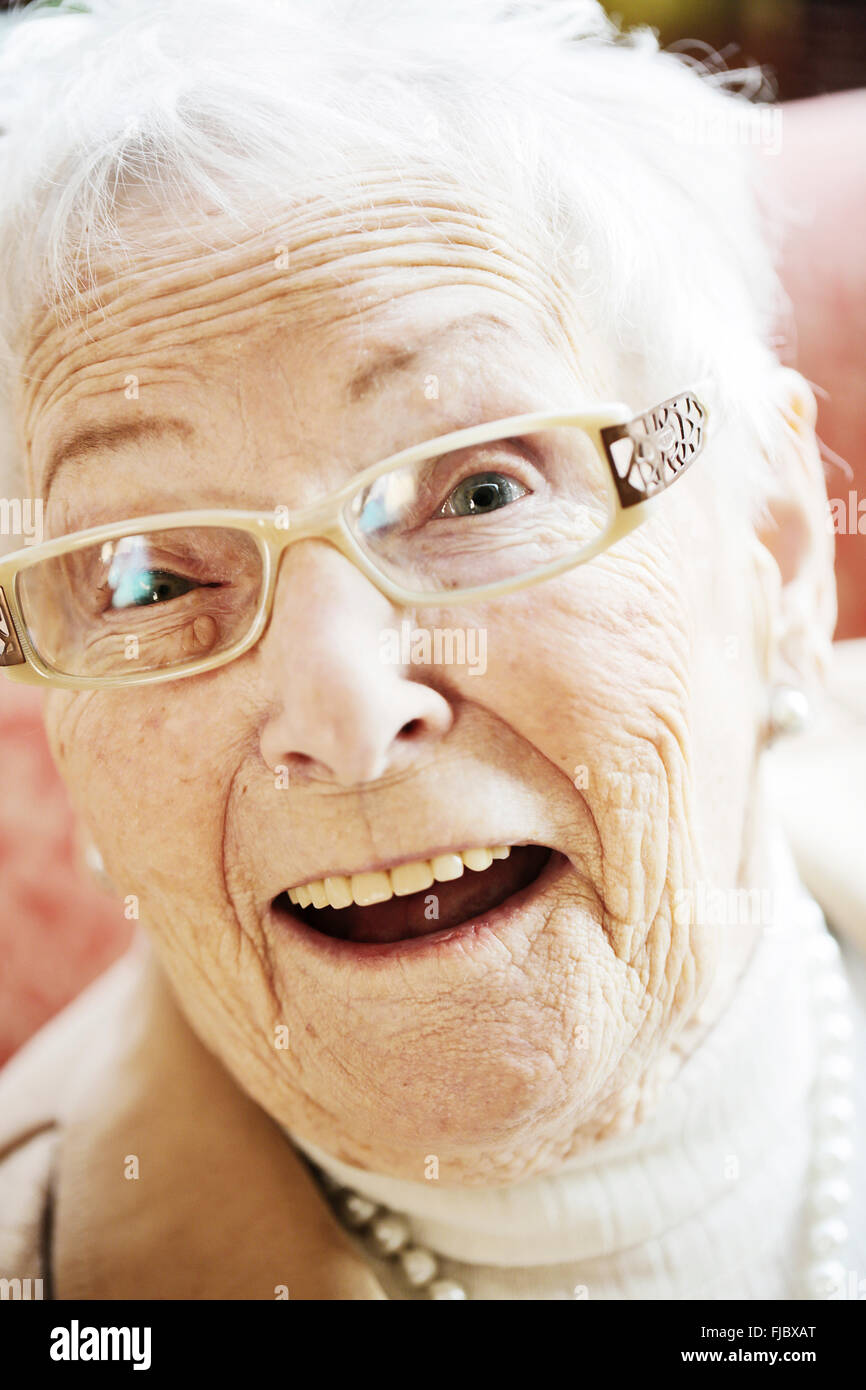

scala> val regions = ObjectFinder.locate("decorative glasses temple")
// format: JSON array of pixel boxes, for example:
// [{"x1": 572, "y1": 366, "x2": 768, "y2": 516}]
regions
[
  {"x1": 601, "y1": 391, "x2": 707, "y2": 509},
  {"x1": 0, "y1": 589, "x2": 24, "y2": 666}
]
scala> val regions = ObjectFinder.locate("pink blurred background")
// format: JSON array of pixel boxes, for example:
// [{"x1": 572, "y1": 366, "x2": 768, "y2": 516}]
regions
[{"x1": 0, "y1": 684, "x2": 133, "y2": 1064}]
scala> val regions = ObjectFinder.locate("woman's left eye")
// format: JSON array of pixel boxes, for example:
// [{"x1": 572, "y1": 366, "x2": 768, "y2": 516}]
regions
[
  {"x1": 109, "y1": 568, "x2": 197, "y2": 609},
  {"x1": 439, "y1": 471, "x2": 529, "y2": 518}
]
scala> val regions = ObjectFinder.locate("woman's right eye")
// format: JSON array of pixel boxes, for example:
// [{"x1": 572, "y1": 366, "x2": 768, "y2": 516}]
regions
[
  {"x1": 108, "y1": 568, "x2": 198, "y2": 609},
  {"x1": 439, "y1": 471, "x2": 529, "y2": 518}
]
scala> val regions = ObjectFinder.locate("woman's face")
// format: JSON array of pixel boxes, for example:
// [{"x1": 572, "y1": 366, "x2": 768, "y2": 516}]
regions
[{"x1": 22, "y1": 197, "x2": 771, "y2": 1183}]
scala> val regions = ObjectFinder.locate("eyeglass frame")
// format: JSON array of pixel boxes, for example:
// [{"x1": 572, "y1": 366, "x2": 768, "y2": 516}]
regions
[{"x1": 0, "y1": 386, "x2": 709, "y2": 690}]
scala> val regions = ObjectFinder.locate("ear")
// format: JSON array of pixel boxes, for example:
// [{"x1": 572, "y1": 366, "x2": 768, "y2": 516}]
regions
[{"x1": 750, "y1": 367, "x2": 836, "y2": 698}]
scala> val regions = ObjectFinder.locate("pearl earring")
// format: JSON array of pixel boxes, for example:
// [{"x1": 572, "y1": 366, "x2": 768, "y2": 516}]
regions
[
  {"x1": 767, "y1": 684, "x2": 811, "y2": 743},
  {"x1": 83, "y1": 836, "x2": 113, "y2": 891},
  {"x1": 84, "y1": 838, "x2": 104, "y2": 875}
]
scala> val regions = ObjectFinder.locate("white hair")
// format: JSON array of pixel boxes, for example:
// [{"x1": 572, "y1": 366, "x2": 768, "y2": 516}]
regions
[{"x1": 0, "y1": 0, "x2": 795, "y2": 501}]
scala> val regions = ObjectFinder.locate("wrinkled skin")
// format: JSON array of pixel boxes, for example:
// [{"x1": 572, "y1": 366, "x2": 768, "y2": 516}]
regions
[{"x1": 17, "y1": 186, "x2": 831, "y2": 1184}]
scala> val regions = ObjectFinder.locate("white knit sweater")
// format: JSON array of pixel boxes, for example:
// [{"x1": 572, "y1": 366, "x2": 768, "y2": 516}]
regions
[{"x1": 290, "y1": 838, "x2": 866, "y2": 1300}]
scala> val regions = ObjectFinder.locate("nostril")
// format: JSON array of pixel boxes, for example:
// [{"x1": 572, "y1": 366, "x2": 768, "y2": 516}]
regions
[
  {"x1": 273, "y1": 751, "x2": 331, "y2": 783},
  {"x1": 286, "y1": 752, "x2": 316, "y2": 770},
  {"x1": 399, "y1": 718, "x2": 424, "y2": 739}
]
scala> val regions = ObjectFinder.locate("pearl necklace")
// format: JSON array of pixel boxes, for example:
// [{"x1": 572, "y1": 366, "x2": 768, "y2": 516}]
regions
[
  {"x1": 310, "y1": 918, "x2": 854, "y2": 1300},
  {"x1": 799, "y1": 925, "x2": 856, "y2": 1300}
]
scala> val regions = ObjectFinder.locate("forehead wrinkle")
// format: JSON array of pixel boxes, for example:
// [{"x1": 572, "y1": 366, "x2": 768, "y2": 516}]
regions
[
  {"x1": 33, "y1": 171, "x2": 548, "y2": 320},
  {"x1": 19, "y1": 190, "x2": 593, "y2": 458},
  {"x1": 24, "y1": 184, "x2": 555, "y2": 350},
  {"x1": 28, "y1": 211, "x2": 560, "y2": 356},
  {"x1": 21, "y1": 265, "x2": 571, "y2": 459}
]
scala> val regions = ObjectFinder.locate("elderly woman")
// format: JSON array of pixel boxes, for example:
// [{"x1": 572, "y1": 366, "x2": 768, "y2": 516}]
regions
[{"x1": 0, "y1": 0, "x2": 862, "y2": 1302}]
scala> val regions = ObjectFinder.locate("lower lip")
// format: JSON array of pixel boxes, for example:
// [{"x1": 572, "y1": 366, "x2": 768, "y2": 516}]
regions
[{"x1": 266, "y1": 849, "x2": 571, "y2": 968}]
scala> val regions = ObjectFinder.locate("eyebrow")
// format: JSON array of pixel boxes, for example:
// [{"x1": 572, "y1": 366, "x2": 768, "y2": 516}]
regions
[
  {"x1": 346, "y1": 311, "x2": 520, "y2": 402},
  {"x1": 42, "y1": 417, "x2": 195, "y2": 502},
  {"x1": 40, "y1": 311, "x2": 526, "y2": 497}
]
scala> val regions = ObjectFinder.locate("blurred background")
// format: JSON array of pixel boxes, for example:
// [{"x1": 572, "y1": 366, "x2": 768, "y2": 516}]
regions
[
  {"x1": 613, "y1": 0, "x2": 866, "y2": 99},
  {"x1": 0, "y1": 0, "x2": 863, "y2": 1063}
]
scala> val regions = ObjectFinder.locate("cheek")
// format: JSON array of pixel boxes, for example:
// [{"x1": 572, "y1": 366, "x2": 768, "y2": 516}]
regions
[
  {"x1": 464, "y1": 519, "x2": 755, "y2": 1000},
  {"x1": 473, "y1": 539, "x2": 693, "y2": 891},
  {"x1": 45, "y1": 676, "x2": 253, "y2": 916}
]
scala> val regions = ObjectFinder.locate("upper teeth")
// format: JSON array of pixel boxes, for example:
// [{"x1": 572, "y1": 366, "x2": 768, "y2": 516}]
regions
[{"x1": 287, "y1": 845, "x2": 512, "y2": 910}]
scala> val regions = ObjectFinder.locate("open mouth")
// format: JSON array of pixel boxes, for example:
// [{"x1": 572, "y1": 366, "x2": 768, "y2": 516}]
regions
[{"x1": 271, "y1": 843, "x2": 554, "y2": 945}]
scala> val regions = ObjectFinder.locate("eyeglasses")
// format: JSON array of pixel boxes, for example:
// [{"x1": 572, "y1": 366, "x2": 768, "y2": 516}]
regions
[{"x1": 0, "y1": 388, "x2": 708, "y2": 689}]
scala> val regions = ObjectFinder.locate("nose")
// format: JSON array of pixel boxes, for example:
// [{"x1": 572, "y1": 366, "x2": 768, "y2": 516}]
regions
[{"x1": 257, "y1": 540, "x2": 454, "y2": 787}]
